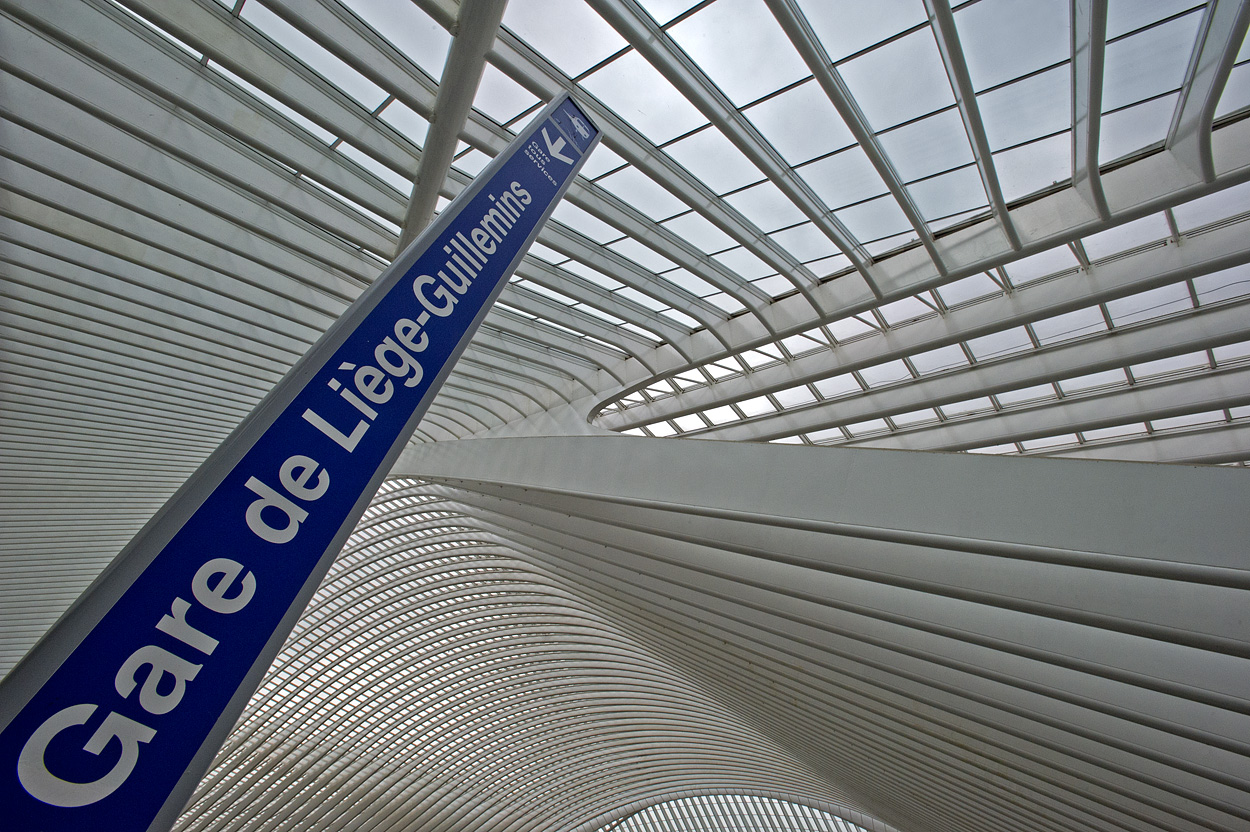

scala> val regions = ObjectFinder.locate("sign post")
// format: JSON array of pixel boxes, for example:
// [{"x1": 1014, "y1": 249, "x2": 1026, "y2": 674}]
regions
[{"x1": 0, "y1": 93, "x2": 599, "y2": 831}]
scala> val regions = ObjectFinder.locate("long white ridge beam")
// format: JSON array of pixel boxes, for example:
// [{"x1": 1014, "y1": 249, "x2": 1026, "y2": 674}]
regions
[{"x1": 400, "y1": 436, "x2": 1250, "y2": 832}]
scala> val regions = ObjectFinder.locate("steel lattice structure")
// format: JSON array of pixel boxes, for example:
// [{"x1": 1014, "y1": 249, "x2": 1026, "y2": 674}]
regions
[{"x1": 2, "y1": 1, "x2": 1249, "y2": 830}]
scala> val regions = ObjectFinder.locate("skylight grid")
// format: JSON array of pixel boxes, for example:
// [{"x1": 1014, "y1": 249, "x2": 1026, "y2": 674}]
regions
[{"x1": 240, "y1": 1, "x2": 387, "y2": 110}]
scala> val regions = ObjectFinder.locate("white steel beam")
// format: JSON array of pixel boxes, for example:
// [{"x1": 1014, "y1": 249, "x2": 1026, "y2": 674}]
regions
[
  {"x1": 1167, "y1": 0, "x2": 1250, "y2": 183},
  {"x1": 923, "y1": 0, "x2": 1022, "y2": 250},
  {"x1": 1071, "y1": 0, "x2": 1111, "y2": 220}
]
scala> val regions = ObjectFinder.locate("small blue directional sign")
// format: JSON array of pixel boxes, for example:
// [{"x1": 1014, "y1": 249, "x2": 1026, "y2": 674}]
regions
[{"x1": 0, "y1": 93, "x2": 598, "y2": 832}]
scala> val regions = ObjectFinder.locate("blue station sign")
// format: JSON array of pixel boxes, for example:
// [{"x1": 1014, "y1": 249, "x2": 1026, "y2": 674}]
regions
[{"x1": 0, "y1": 93, "x2": 599, "y2": 831}]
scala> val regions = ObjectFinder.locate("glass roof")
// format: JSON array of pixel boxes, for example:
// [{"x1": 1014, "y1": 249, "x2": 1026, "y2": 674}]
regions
[{"x1": 3, "y1": 7, "x2": 1250, "y2": 822}]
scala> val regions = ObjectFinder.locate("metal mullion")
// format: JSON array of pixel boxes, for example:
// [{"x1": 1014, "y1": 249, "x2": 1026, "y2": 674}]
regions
[
  {"x1": 923, "y1": 0, "x2": 1022, "y2": 250},
  {"x1": 1071, "y1": 0, "x2": 1112, "y2": 219},
  {"x1": 768, "y1": 0, "x2": 949, "y2": 278}
]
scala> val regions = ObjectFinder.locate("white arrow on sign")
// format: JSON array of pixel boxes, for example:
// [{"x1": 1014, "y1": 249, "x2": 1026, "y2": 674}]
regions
[{"x1": 541, "y1": 127, "x2": 575, "y2": 164}]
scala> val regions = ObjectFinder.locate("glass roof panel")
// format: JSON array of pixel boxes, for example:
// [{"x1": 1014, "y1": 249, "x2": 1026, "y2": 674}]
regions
[
  {"x1": 839, "y1": 25, "x2": 956, "y2": 129},
  {"x1": 579, "y1": 143, "x2": 627, "y2": 179},
  {"x1": 473, "y1": 64, "x2": 541, "y2": 124},
  {"x1": 335, "y1": 142, "x2": 411, "y2": 192},
  {"x1": 1171, "y1": 179, "x2": 1250, "y2": 230},
  {"x1": 713, "y1": 246, "x2": 774, "y2": 279},
  {"x1": 744, "y1": 79, "x2": 857, "y2": 165},
  {"x1": 892, "y1": 407, "x2": 941, "y2": 425},
  {"x1": 1216, "y1": 62, "x2": 1250, "y2": 117},
  {"x1": 827, "y1": 315, "x2": 880, "y2": 341},
  {"x1": 1080, "y1": 212, "x2": 1171, "y2": 260},
  {"x1": 993, "y1": 132, "x2": 1072, "y2": 201},
  {"x1": 878, "y1": 108, "x2": 975, "y2": 181},
  {"x1": 846, "y1": 418, "x2": 890, "y2": 436},
  {"x1": 799, "y1": 0, "x2": 928, "y2": 64},
  {"x1": 768, "y1": 223, "x2": 841, "y2": 262},
  {"x1": 1101, "y1": 9, "x2": 1203, "y2": 112},
  {"x1": 451, "y1": 148, "x2": 491, "y2": 176},
  {"x1": 752, "y1": 275, "x2": 794, "y2": 296},
  {"x1": 1031, "y1": 306, "x2": 1108, "y2": 345},
  {"x1": 936, "y1": 272, "x2": 1003, "y2": 307},
  {"x1": 1193, "y1": 263, "x2": 1250, "y2": 305},
  {"x1": 341, "y1": 0, "x2": 451, "y2": 79},
  {"x1": 209, "y1": 61, "x2": 336, "y2": 143},
  {"x1": 910, "y1": 343, "x2": 970, "y2": 374},
  {"x1": 724, "y1": 180, "x2": 808, "y2": 230},
  {"x1": 978, "y1": 66, "x2": 1071, "y2": 151},
  {"x1": 1058, "y1": 368, "x2": 1128, "y2": 393},
  {"x1": 607, "y1": 237, "x2": 678, "y2": 272},
  {"x1": 997, "y1": 383, "x2": 1057, "y2": 405},
  {"x1": 502, "y1": 0, "x2": 628, "y2": 78},
  {"x1": 597, "y1": 166, "x2": 691, "y2": 220},
  {"x1": 877, "y1": 295, "x2": 934, "y2": 325},
  {"x1": 813, "y1": 373, "x2": 864, "y2": 398},
  {"x1": 1098, "y1": 94, "x2": 1176, "y2": 161},
  {"x1": 1106, "y1": 282, "x2": 1193, "y2": 325},
  {"x1": 860, "y1": 359, "x2": 912, "y2": 386},
  {"x1": 551, "y1": 202, "x2": 622, "y2": 244},
  {"x1": 942, "y1": 396, "x2": 995, "y2": 417},
  {"x1": 966, "y1": 326, "x2": 1034, "y2": 360},
  {"x1": 240, "y1": 2, "x2": 387, "y2": 110},
  {"x1": 664, "y1": 127, "x2": 765, "y2": 192},
  {"x1": 909, "y1": 166, "x2": 988, "y2": 221},
  {"x1": 953, "y1": 0, "x2": 1071, "y2": 91},
  {"x1": 1106, "y1": 0, "x2": 1202, "y2": 40},
  {"x1": 560, "y1": 260, "x2": 624, "y2": 289},
  {"x1": 660, "y1": 268, "x2": 720, "y2": 298},
  {"x1": 834, "y1": 196, "x2": 913, "y2": 242},
  {"x1": 799, "y1": 146, "x2": 890, "y2": 209},
  {"x1": 636, "y1": 0, "x2": 701, "y2": 26},
  {"x1": 738, "y1": 395, "x2": 776, "y2": 416},
  {"x1": 580, "y1": 50, "x2": 710, "y2": 144},
  {"x1": 527, "y1": 241, "x2": 568, "y2": 264},
  {"x1": 662, "y1": 211, "x2": 738, "y2": 253},
  {"x1": 1131, "y1": 350, "x2": 1208, "y2": 378},
  {"x1": 667, "y1": 0, "x2": 812, "y2": 107}
]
